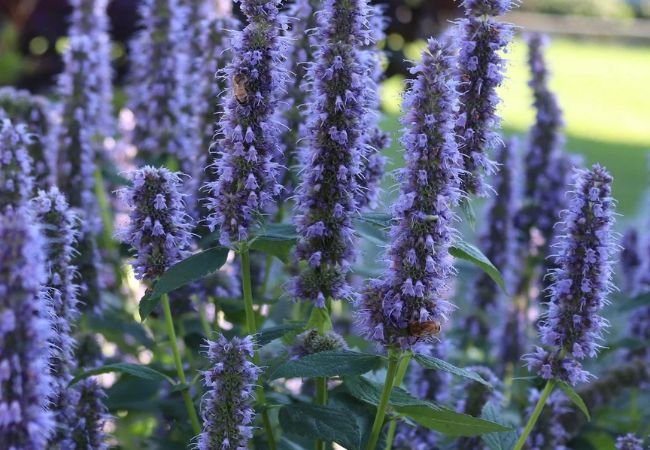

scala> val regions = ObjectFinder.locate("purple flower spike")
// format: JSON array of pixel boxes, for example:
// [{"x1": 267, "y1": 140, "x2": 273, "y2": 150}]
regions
[
  {"x1": 456, "y1": 0, "x2": 513, "y2": 196},
  {"x1": 465, "y1": 137, "x2": 520, "y2": 345},
  {"x1": 291, "y1": 0, "x2": 372, "y2": 305},
  {"x1": 71, "y1": 378, "x2": 109, "y2": 450},
  {"x1": 0, "y1": 207, "x2": 54, "y2": 447},
  {"x1": 526, "y1": 165, "x2": 616, "y2": 385},
  {"x1": 117, "y1": 166, "x2": 193, "y2": 280},
  {"x1": 31, "y1": 188, "x2": 81, "y2": 446},
  {"x1": 198, "y1": 334, "x2": 261, "y2": 450},
  {"x1": 616, "y1": 434, "x2": 644, "y2": 450},
  {"x1": 517, "y1": 33, "x2": 566, "y2": 246},
  {"x1": 620, "y1": 227, "x2": 642, "y2": 295},
  {"x1": 0, "y1": 118, "x2": 35, "y2": 210},
  {"x1": 204, "y1": 0, "x2": 287, "y2": 246},
  {"x1": 357, "y1": 39, "x2": 462, "y2": 349}
]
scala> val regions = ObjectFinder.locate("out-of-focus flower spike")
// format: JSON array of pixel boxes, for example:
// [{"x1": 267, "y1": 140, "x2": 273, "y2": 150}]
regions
[
  {"x1": 620, "y1": 227, "x2": 642, "y2": 296},
  {"x1": 70, "y1": 378, "x2": 109, "y2": 450},
  {"x1": 0, "y1": 118, "x2": 35, "y2": 210},
  {"x1": 615, "y1": 434, "x2": 644, "y2": 450}
]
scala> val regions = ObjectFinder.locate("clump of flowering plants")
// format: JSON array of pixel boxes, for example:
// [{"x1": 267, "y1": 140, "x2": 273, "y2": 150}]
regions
[{"x1": 1, "y1": 0, "x2": 647, "y2": 448}]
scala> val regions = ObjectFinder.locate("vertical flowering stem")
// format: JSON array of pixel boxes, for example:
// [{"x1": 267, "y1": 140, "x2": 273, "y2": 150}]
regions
[
  {"x1": 366, "y1": 349, "x2": 401, "y2": 450},
  {"x1": 161, "y1": 293, "x2": 202, "y2": 435},
  {"x1": 384, "y1": 353, "x2": 412, "y2": 450},
  {"x1": 513, "y1": 380, "x2": 555, "y2": 450}
]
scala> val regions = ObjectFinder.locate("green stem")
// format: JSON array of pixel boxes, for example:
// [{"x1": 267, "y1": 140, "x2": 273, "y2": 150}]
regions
[
  {"x1": 240, "y1": 246, "x2": 277, "y2": 450},
  {"x1": 384, "y1": 353, "x2": 412, "y2": 450},
  {"x1": 513, "y1": 380, "x2": 555, "y2": 450},
  {"x1": 366, "y1": 349, "x2": 401, "y2": 450},
  {"x1": 161, "y1": 294, "x2": 202, "y2": 435},
  {"x1": 315, "y1": 304, "x2": 332, "y2": 450}
]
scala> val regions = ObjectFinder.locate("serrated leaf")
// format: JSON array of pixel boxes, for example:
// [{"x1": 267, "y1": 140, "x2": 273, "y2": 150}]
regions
[
  {"x1": 557, "y1": 381, "x2": 591, "y2": 420},
  {"x1": 279, "y1": 403, "x2": 363, "y2": 450},
  {"x1": 269, "y1": 351, "x2": 384, "y2": 380},
  {"x1": 250, "y1": 223, "x2": 298, "y2": 263},
  {"x1": 257, "y1": 322, "x2": 306, "y2": 346},
  {"x1": 414, "y1": 353, "x2": 491, "y2": 387},
  {"x1": 450, "y1": 240, "x2": 506, "y2": 293},
  {"x1": 69, "y1": 363, "x2": 173, "y2": 386},
  {"x1": 139, "y1": 246, "x2": 230, "y2": 320},
  {"x1": 481, "y1": 402, "x2": 518, "y2": 450},
  {"x1": 343, "y1": 376, "x2": 428, "y2": 407}
]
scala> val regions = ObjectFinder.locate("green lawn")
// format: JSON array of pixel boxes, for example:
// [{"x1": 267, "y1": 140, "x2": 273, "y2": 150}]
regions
[{"x1": 380, "y1": 37, "x2": 650, "y2": 217}]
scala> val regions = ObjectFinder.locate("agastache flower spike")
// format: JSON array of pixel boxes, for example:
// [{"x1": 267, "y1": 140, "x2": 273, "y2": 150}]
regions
[
  {"x1": 355, "y1": 4, "x2": 389, "y2": 210},
  {"x1": 615, "y1": 434, "x2": 644, "y2": 450},
  {"x1": 516, "y1": 33, "x2": 566, "y2": 246},
  {"x1": 0, "y1": 207, "x2": 54, "y2": 447},
  {"x1": 456, "y1": 0, "x2": 513, "y2": 196},
  {"x1": 204, "y1": 0, "x2": 287, "y2": 245},
  {"x1": 0, "y1": 88, "x2": 52, "y2": 187},
  {"x1": 291, "y1": 0, "x2": 372, "y2": 306},
  {"x1": 70, "y1": 378, "x2": 109, "y2": 450},
  {"x1": 357, "y1": 39, "x2": 462, "y2": 348},
  {"x1": 117, "y1": 166, "x2": 193, "y2": 281},
  {"x1": 526, "y1": 165, "x2": 616, "y2": 385},
  {"x1": 31, "y1": 188, "x2": 81, "y2": 447},
  {"x1": 198, "y1": 334, "x2": 261, "y2": 450},
  {"x1": 464, "y1": 137, "x2": 520, "y2": 345},
  {"x1": 0, "y1": 118, "x2": 35, "y2": 210},
  {"x1": 620, "y1": 227, "x2": 642, "y2": 295}
]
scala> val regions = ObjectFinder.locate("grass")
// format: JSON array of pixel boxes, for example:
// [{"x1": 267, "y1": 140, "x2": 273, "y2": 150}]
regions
[{"x1": 380, "y1": 36, "x2": 650, "y2": 217}]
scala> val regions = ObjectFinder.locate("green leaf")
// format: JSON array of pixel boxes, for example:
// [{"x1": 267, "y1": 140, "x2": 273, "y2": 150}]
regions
[
  {"x1": 414, "y1": 353, "x2": 491, "y2": 387},
  {"x1": 69, "y1": 363, "x2": 173, "y2": 386},
  {"x1": 481, "y1": 402, "x2": 518, "y2": 450},
  {"x1": 450, "y1": 240, "x2": 506, "y2": 292},
  {"x1": 279, "y1": 403, "x2": 363, "y2": 450},
  {"x1": 305, "y1": 306, "x2": 333, "y2": 332},
  {"x1": 344, "y1": 376, "x2": 510, "y2": 437},
  {"x1": 460, "y1": 197, "x2": 476, "y2": 229},
  {"x1": 269, "y1": 351, "x2": 384, "y2": 380},
  {"x1": 358, "y1": 212, "x2": 392, "y2": 228},
  {"x1": 396, "y1": 404, "x2": 511, "y2": 437},
  {"x1": 257, "y1": 322, "x2": 306, "y2": 346},
  {"x1": 354, "y1": 218, "x2": 388, "y2": 246},
  {"x1": 139, "y1": 246, "x2": 230, "y2": 320},
  {"x1": 250, "y1": 223, "x2": 298, "y2": 263},
  {"x1": 618, "y1": 292, "x2": 650, "y2": 312},
  {"x1": 557, "y1": 381, "x2": 591, "y2": 421}
]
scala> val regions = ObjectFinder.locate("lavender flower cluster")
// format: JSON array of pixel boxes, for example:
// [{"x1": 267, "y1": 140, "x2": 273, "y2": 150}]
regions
[
  {"x1": 527, "y1": 165, "x2": 616, "y2": 385},
  {"x1": 456, "y1": 0, "x2": 513, "y2": 196},
  {"x1": 198, "y1": 334, "x2": 261, "y2": 450},
  {"x1": 358, "y1": 38, "x2": 461, "y2": 348},
  {"x1": 0, "y1": 119, "x2": 34, "y2": 210},
  {"x1": 291, "y1": 0, "x2": 372, "y2": 306},
  {"x1": 204, "y1": 0, "x2": 287, "y2": 245}
]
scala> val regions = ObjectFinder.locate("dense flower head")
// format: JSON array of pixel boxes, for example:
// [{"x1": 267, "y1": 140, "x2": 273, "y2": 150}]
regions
[
  {"x1": 456, "y1": 0, "x2": 513, "y2": 196},
  {"x1": 357, "y1": 39, "x2": 462, "y2": 349},
  {"x1": 524, "y1": 389, "x2": 571, "y2": 450},
  {"x1": 620, "y1": 227, "x2": 642, "y2": 295},
  {"x1": 118, "y1": 166, "x2": 193, "y2": 280},
  {"x1": 0, "y1": 118, "x2": 35, "y2": 210},
  {"x1": 394, "y1": 343, "x2": 451, "y2": 450},
  {"x1": 31, "y1": 188, "x2": 82, "y2": 446},
  {"x1": 526, "y1": 165, "x2": 616, "y2": 385},
  {"x1": 70, "y1": 378, "x2": 109, "y2": 450},
  {"x1": 291, "y1": 328, "x2": 348, "y2": 357},
  {"x1": 465, "y1": 137, "x2": 520, "y2": 344},
  {"x1": 0, "y1": 207, "x2": 54, "y2": 447},
  {"x1": 291, "y1": 0, "x2": 372, "y2": 306},
  {"x1": 198, "y1": 334, "x2": 261, "y2": 450},
  {"x1": 616, "y1": 434, "x2": 644, "y2": 450},
  {"x1": 204, "y1": 0, "x2": 287, "y2": 245},
  {"x1": 516, "y1": 33, "x2": 566, "y2": 245},
  {"x1": 0, "y1": 88, "x2": 52, "y2": 187}
]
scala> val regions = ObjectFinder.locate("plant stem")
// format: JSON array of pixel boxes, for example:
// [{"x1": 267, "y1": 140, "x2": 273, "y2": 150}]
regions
[
  {"x1": 315, "y1": 303, "x2": 332, "y2": 450},
  {"x1": 384, "y1": 353, "x2": 412, "y2": 450},
  {"x1": 240, "y1": 246, "x2": 277, "y2": 450},
  {"x1": 512, "y1": 380, "x2": 555, "y2": 450},
  {"x1": 161, "y1": 294, "x2": 202, "y2": 435},
  {"x1": 366, "y1": 348, "x2": 401, "y2": 450}
]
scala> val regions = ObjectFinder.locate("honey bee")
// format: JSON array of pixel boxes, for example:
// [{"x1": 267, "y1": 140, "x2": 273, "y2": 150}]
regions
[
  {"x1": 408, "y1": 320, "x2": 441, "y2": 338},
  {"x1": 233, "y1": 74, "x2": 249, "y2": 104}
]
